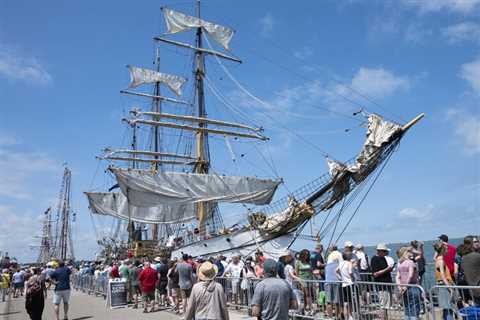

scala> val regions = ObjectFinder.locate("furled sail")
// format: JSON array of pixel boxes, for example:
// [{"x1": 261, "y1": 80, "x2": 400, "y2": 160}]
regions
[
  {"x1": 85, "y1": 191, "x2": 195, "y2": 224},
  {"x1": 110, "y1": 168, "x2": 281, "y2": 207},
  {"x1": 163, "y1": 8, "x2": 234, "y2": 50},
  {"x1": 127, "y1": 65, "x2": 186, "y2": 96}
]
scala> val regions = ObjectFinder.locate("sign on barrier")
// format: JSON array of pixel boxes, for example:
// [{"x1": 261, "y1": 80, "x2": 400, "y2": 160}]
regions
[{"x1": 107, "y1": 279, "x2": 128, "y2": 309}]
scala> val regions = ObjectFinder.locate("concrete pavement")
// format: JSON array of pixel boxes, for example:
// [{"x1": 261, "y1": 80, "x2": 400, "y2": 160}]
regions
[{"x1": 1, "y1": 290, "x2": 254, "y2": 320}]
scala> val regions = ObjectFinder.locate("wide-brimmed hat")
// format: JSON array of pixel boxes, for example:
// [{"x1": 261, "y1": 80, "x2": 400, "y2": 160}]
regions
[
  {"x1": 198, "y1": 261, "x2": 218, "y2": 281},
  {"x1": 154, "y1": 256, "x2": 162, "y2": 262},
  {"x1": 376, "y1": 243, "x2": 390, "y2": 251}
]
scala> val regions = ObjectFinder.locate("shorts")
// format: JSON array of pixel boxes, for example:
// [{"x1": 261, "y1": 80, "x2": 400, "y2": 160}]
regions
[
  {"x1": 132, "y1": 284, "x2": 141, "y2": 295},
  {"x1": 14, "y1": 282, "x2": 24, "y2": 289},
  {"x1": 142, "y1": 291, "x2": 155, "y2": 302},
  {"x1": 325, "y1": 283, "x2": 341, "y2": 304},
  {"x1": 53, "y1": 290, "x2": 71, "y2": 305},
  {"x1": 341, "y1": 285, "x2": 354, "y2": 306},
  {"x1": 231, "y1": 279, "x2": 240, "y2": 295},
  {"x1": 180, "y1": 288, "x2": 192, "y2": 300},
  {"x1": 157, "y1": 281, "x2": 168, "y2": 295}
]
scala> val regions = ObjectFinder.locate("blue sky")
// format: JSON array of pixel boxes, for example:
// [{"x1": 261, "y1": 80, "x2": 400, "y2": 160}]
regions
[{"x1": 1, "y1": 0, "x2": 479, "y2": 262}]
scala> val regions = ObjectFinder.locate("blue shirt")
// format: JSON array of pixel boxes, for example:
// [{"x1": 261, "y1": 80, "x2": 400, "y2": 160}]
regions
[{"x1": 50, "y1": 267, "x2": 72, "y2": 291}]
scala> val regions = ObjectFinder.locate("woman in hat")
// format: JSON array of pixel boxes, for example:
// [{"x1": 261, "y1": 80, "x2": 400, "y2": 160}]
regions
[{"x1": 185, "y1": 261, "x2": 229, "y2": 320}]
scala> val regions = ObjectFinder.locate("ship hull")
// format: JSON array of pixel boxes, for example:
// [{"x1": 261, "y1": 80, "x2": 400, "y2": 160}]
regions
[{"x1": 171, "y1": 230, "x2": 295, "y2": 259}]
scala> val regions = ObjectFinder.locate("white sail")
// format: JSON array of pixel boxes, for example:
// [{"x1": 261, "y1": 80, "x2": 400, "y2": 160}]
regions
[
  {"x1": 348, "y1": 114, "x2": 402, "y2": 180},
  {"x1": 85, "y1": 191, "x2": 195, "y2": 224},
  {"x1": 127, "y1": 65, "x2": 186, "y2": 96},
  {"x1": 110, "y1": 168, "x2": 281, "y2": 207},
  {"x1": 163, "y1": 8, "x2": 234, "y2": 50}
]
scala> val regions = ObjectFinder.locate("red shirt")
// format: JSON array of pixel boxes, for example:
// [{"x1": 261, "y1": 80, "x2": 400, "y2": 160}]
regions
[
  {"x1": 444, "y1": 243, "x2": 456, "y2": 278},
  {"x1": 110, "y1": 265, "x2": 120, "y2": 278},
  {"x1": 138, "y1": 267, "x2": 158, "y2": 293}
]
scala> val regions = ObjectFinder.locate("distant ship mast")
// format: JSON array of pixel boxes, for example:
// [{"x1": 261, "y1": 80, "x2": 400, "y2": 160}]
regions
[{"x1": 53, "y1": 167, "x2": 75, "y2": 261}]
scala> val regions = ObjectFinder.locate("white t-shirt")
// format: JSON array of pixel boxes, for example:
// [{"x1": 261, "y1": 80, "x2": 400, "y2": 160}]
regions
[
  {"x1": 355, "y1": 251, "x2": 369, "y2": 271},
  {"x1": 385, "y1": 256, "x2": 395, "y2": 268},
  {"x1": 338, "y1": 260, "x2": 353, "y2": 287},
  {"x1": 224, "y1": 262, "x2": 244, "y2": 278},
  {"x1": 284, "y1": 264, "x2": 295, "y2": 287}
]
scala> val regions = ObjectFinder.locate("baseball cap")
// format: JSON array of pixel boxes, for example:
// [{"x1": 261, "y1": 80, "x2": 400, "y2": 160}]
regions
[
  {"x1": 438, "y1": 234, "x2": 448, "y2": 242},
  {"x1": 344, "y1": 241, "x2": 354, "y2": 248}
]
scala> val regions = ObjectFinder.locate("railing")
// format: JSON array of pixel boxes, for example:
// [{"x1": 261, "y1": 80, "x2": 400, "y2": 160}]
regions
[
  {"x1": 216, "y1": 277, "x2": 430, "y2": 320},
  {"x1": 70, "y1": 273, "x2": 480, "y2": 320},
  {"x1": 429, "y1": 285, "x2": 480, "y2": 320},
  {"x1": 71, "y1": 273, "x2": 108, "y2": 298}
]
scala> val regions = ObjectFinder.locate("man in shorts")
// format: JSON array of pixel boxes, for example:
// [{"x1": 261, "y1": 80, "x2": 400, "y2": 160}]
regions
[
  {"x1": 176, "y1": 254, "x2": 193, "y2": 314},
  {"x1": 12, "y1": 269, "x2": 24, "y2": 298},
  {"x1": 138, "y1": 261, "x2": 158, "y2": 313},
  {"x1": 50, "y1": 261, "x2": 72, "y2": 320}
]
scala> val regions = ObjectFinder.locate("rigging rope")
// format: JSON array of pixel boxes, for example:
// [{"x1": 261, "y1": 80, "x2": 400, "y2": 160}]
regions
[{"x1": 203, "y1": 35, "x2": 334, "y2": 159}]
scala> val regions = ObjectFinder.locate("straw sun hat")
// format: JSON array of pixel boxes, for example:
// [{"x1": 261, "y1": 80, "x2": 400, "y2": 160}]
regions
[{"x1": 198, "y1": 261, "x2": 218, "y2": 281}]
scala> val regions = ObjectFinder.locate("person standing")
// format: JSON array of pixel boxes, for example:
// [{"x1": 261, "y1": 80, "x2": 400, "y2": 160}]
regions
[
  {"x1": 12, "y1": 269, "x2": 25, "y2": 298},
  {"x1": 434, "y1": 241, "x2": 455, "y2": 320},
  {"x1": 25, "y1": 268, "x2": 45, "y2": 320},
  {"x1": 371, "y1": 243, "x2": 394, "y2": 317},
  {"x1": 224, "y1": 255, "x2": 244, "y2": 305},
  {"x1": 439, "y1": 234, "x2": 456, "y2": 280},
  {"x1": 251, "y1": 259, "x2": 297, "y2": 320},
  {"x1": 167, "y1": 260, "x2": 181, "y2": 313},
  {"x1": 185, "y1": 261, "x2": 229, "y2": 320},
  {"x1": 156, "y1": 258, "x2": 169, "y2": 308},
  {"x1": 354, "y1": 244, "x2": 370, "y2": 280},
  {"x1": 396, "y1": 247, "x2": 421, "y2": 320},
  {"x1": 176, "y1": 254, "x2": 194, "y2": 314},
  {"x1": 50, "y1": 261, "x2": 72, "y2": 320},
  {"x1": 324, "y1": 251, "x2": 342, "y2": 319},
  {"x1": 138, "y1": 261, "x2": 158, "y2": 313},
  {"x1": 1, "y1": 269, "x2": 10, "y2": 302},
  {"x1": 409, "y1": 240, "x2": 425, "y2": 285},
  {"x1": 461, "y1": 236, "x2": 480, "y2": 306},
  {"x1": 337, "y1": 252, "x2": 354, "y2": 320},
  {"x1": 128, "y1": 260, "x2": 141, "y2": 308},
  {"x1": 295, "y1": 249, "x2": 314, "y2": 316},
  {"x1": 118, "y1": 260, "x2": 129, "y2": 281}
]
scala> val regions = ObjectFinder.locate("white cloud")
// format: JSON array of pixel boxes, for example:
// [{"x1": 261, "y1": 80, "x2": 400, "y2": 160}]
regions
[
  {"x1": 344, "y1": 67, "x2": 410, "y2": 99},
  {"x1": 447, "y1": 109, "x2": 480, "y2": 155},
  {"x1": 460, "y1": 56, "x2": 480, "y2": 93},
  {"x1": 293, "y1": 46, "x2": 314, "y2": 60},
  {"x1": 0, "y1": 44, "x2": 52, "y2": 85},
  {"x1": 259, "y1": 13, "x2": 275, "y2": 37},
  {"x1": 0, "y1": 140, "x2": 58, "y2": 199},
  {"x1": 401, "y1": 0, "x2": 480, "y2": 14},
  {"x1": 443, "y1": 22, "x2": 480, "y2": 44},
  {"x1": 399, "y1": 204, "x2": 434, "y2": 219},
  {"x1": 404, "y1": 23, "x2": 434, "y2": 43}
]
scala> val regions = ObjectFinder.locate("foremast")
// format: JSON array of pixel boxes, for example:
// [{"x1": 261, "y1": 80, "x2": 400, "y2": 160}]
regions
[{"x1": 194, "y1": 0, "x2": 209, "y2": 234}]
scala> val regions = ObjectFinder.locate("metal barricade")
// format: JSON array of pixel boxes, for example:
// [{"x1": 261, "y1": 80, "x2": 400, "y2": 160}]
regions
[
  {"x1": 429, "y1": 285, "x2": 480, "y2": 320},
  {"x1": 71, "y1": 274, "x2": 108, "y2": 297},
  {"x1": 215, "y1": 277, "x2": 428, "y2": 320}
]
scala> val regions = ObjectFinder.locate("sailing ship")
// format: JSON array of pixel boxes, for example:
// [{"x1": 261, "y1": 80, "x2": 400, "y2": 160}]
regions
[{"x1": 85, "y1": 2, "x2": 424, "y2": 259}]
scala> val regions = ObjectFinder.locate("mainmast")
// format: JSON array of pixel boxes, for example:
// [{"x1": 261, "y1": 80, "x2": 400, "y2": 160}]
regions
[
  {"x1": 152, "y1": 49, "x2": 162, "y2": 241},
  {"x1": 194, "y1": 0, "x2": 209, "y2": 233},
  {"x1": 55, "y1": 167, "x2": 75, "y2": 261}
]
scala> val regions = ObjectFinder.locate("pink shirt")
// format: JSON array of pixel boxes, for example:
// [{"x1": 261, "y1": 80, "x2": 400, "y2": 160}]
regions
[{"x1": 397, "y1": 259, "x2": 418, "y2": 285}]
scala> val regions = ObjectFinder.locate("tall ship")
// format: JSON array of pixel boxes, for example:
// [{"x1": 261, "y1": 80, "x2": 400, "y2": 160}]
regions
[{"x1": 85, "y1": 2, "x2": 424, "y2": 259}]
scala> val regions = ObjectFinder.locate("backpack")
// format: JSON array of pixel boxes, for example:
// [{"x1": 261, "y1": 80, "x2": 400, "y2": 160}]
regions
[{"x1": 27, "y1": 278, "x2": 43, "y2": 296}]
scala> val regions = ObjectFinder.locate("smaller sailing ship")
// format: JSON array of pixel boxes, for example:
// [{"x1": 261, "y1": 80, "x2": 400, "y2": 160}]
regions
[{"x1": 86, "y1": 2, "x2": 424, "y2": 259}]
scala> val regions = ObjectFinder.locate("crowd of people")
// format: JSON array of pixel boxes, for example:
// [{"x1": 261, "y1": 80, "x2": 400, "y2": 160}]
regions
[{"x1": 1, "y1": 233, "x2": 479, "y2": 320}]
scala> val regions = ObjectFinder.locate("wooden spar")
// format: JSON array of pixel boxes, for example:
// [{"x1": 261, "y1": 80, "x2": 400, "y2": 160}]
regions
[
  {"x1": 125, "y1": 118, "x2": 268, "y2": 140},
  {"x1": 131, "y1": 110, "x2": 262, "y2": 132},
  {"x1": 103, "y1": 148, "x2": 195, "y2": 160},
  {"x1": 402, "y1": 113, "x2": 425, "y2": 132},
  {"x1": 97, "y1": 155, "x2": 194, "y2": 165},
  {"x1": 154, "y1": 36, "x2": 242, "y2": 63},
  {"x1": 120, "y1": 90, "x2": 191, "y2": 106}
]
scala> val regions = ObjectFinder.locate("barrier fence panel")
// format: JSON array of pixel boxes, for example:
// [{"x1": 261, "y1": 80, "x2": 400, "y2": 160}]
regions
[
  {"x1": 215, "y1": 277, "x2": 428, "y2": 320},
  {"x1": 429, "y1": 285, "x2": 480, "y2": 320},
  {"x1": 71, "y1": 273, "x2": 480, "y2": 320}
]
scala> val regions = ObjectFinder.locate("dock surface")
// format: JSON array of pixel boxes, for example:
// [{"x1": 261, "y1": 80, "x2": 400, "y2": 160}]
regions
[{"x1": 1, "y1": 290, "x2": 254, "y2": 320}]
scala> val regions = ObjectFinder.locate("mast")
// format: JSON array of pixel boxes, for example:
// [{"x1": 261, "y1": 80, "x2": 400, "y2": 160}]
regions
[
  {"x1": 195, "y1": 0, "x2": 208, "y2": 234},
  {"x1": 152, "y1": 49, "x2": 161, "y2": 241},
  {"x1": 56, "y1": 167, "x2": 74, "y2": 261}
]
